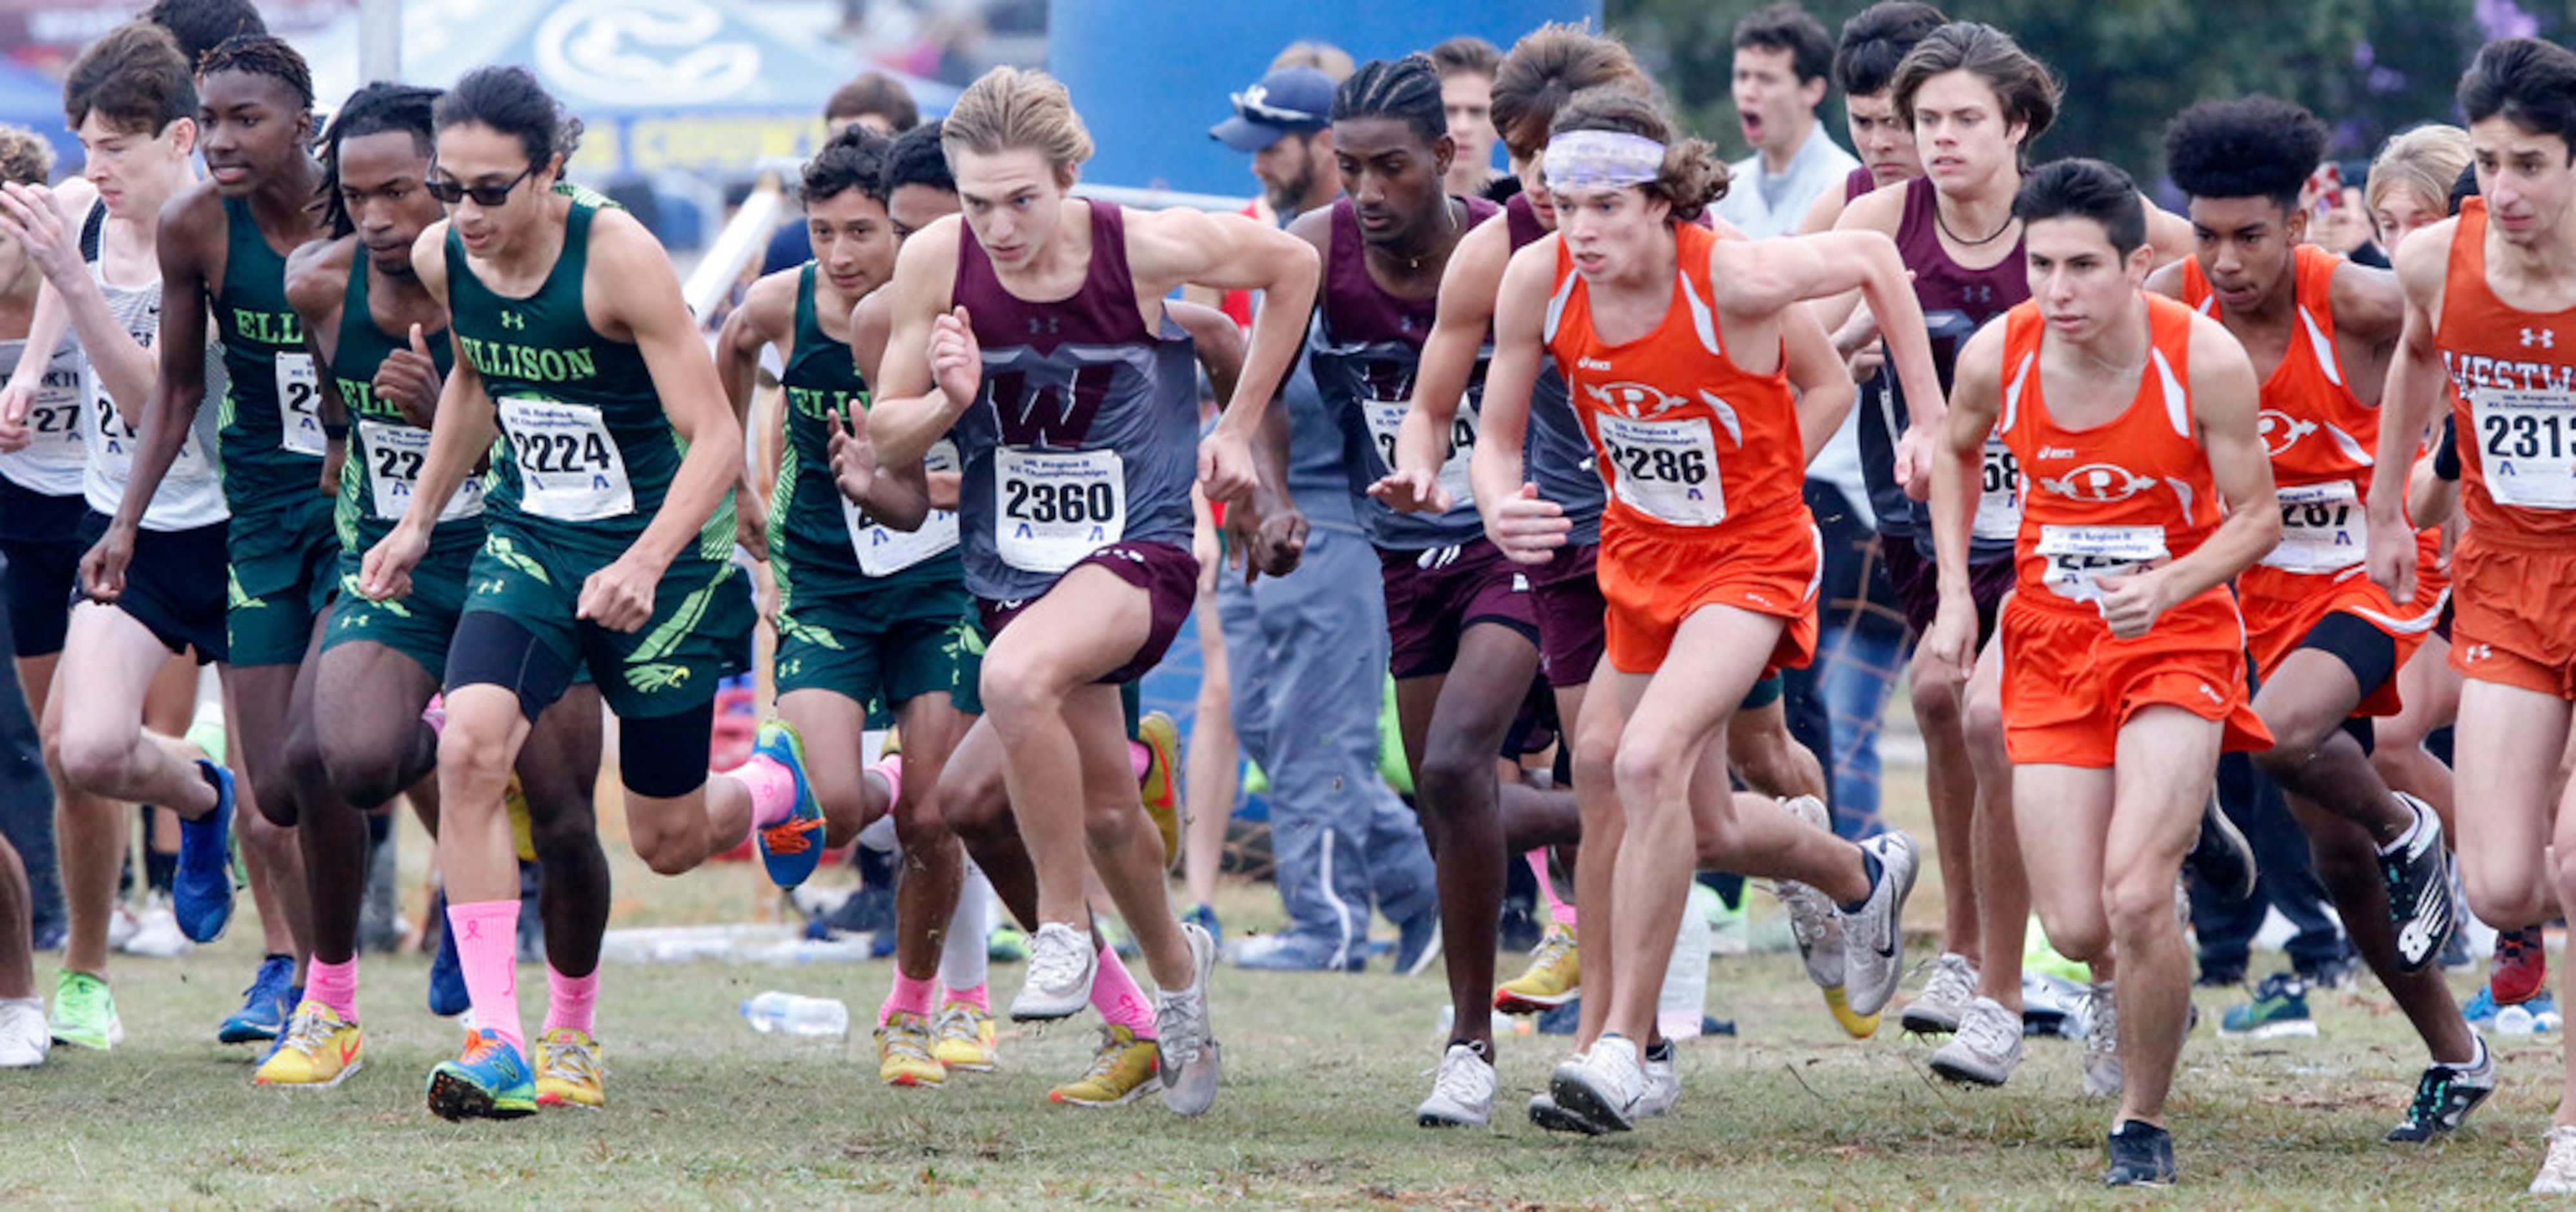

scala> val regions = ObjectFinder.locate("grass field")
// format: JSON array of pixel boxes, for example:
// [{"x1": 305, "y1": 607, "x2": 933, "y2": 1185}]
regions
[{"x1": 5, "y1": 782, "x2": 2568, "y2": 1206}]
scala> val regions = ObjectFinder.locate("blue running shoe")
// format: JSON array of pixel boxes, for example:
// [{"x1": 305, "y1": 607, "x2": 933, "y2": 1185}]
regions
[
  {"x1": 218, "y1": 956, "x2": 296, "y2": 1044},
  {"x1": 1182, "y1": 903, "x2": 1220, "y2": 941},
  {"x1": 427, "y1": 1029, "x2": 538, "y2": 1120},
  {"x1": 428, "y1": 890, "x2": 469, "y2": 1018},
  {"x1": 175, "y1": 760, "x2": 237, "y2": 943},
  {"x1": 750, "y1": 721, "x2": 823, "y2": 889}
]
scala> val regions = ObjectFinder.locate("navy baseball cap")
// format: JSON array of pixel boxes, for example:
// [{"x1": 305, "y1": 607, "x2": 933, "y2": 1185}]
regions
[{"x1": 1209, "y1": 66, "x2": 1335, "y2": 152}]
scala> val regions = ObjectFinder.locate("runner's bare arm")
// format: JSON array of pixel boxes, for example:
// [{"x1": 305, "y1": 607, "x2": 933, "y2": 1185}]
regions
[
  {"x1": 362, "y1": 219, "x2": 496, "y2": 601},
  {"x1": 1715, "y1": 229, "x2": 1945, "y2": 481},
  {"x1": 284, "y1": 237, "x2": 351, "y2": 494},
  {"x1": 865, "y1": 217, "x2": 968, "y2": 467},
  {"x1": 2365, "y1": 217, "x2": 2456, "y2": 601},
  {"x1": 2327, "y1": 259, "x2": 2404, "y2": 405},
  {"x1": 1784, "y1": 301, "x2": 1858, "y2": 461},
  {"x1": 1923, "y1": 322, "x2": 2007, "y2": 680},
  {"x1": 1470, "y1": 241, "x2": 1568, "y2": 564},
  {"x1": 1387, "y1": 219, "x2": 1512, "y2": 512},
  {"x1": 1127, "y1": 206, "x2": 1320, "y2": 500},
  {"x1": 2163, "y1": 315, "x2": 2282, "y2": 599}
]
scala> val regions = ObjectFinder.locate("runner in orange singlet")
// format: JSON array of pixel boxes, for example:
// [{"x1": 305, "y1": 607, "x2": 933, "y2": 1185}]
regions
[
  {"x1": 1473, "y1": 86, "x2": 1939, "y2": 1135},
  {"x1": 1926, "y1": 159, "x2": 2276, "y2": 1188},
  {"x1": 2148, "y1": 96, "x2": 2485, "y2": 1147},
  {"x1": 2364, "y1": 38, "x2": 2576, "y2": 1196}
]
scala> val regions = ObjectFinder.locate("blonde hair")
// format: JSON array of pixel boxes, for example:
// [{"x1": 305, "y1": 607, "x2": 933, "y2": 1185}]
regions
[
  {"x1": 0, "y1": 123, "x2": 52, "y2": 188},
  {"x1": 941, "y1": 66, "x2": 1094, "y2": 181},
  {"x1": 1269, "y1": 41, "x2": 1356, "y2": 84},
  {"x1": 2367, "y1": 123, "x2": 2471, "y2": 217}
]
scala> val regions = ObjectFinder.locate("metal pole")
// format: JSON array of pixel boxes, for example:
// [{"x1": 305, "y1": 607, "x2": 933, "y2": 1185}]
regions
[{"x1": 358, "y1": 0, "x2": 401, "y2": 85}]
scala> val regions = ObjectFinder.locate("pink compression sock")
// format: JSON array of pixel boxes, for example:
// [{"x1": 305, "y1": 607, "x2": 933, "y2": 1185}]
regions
[
  {"x1": 1529, "y1": 849, "x2": 1577, "y2": 929},
  {"x1": 734, "y1": 751, "x2": 801, "y2": 831},
  {"x1": 880, "y1": 970, "x2": 937, "y2": 1026},
  {"x1": 941, "y1": 982, "x2": 989, "y2": 1013},
  {"x1": 1090, "y1": 944, "x2": 1156, "y2": 1039},
  {"x1": 447, "y1": 899, "x2": 525, "y2": 1055},
  {"x1": 543, "y1": 965, "x2": 598, "y2": 1036},
  {"x1": 1129, "y1": 740, "x2": 1150, "y2": 782},
  {"x1": 869, "y1": 753, "x2": 904, "y2": 813},
  {"x1": 305, "y1": 956, "x2": 358, "y2": 1020}
]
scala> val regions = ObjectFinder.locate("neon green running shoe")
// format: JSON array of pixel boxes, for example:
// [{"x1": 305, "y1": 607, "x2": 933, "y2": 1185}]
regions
[{"x1": 48, "y1": 969, "x2": 122, "y2": 1051}]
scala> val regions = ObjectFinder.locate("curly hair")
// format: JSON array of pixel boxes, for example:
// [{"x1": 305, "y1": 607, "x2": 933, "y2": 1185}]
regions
[
  {"x1": 2163, "y1": 96, "x2": 2327, "y2": 210},
  {"x1": 1549, "y1": 86, "x2": 1727, "y2": 221}
]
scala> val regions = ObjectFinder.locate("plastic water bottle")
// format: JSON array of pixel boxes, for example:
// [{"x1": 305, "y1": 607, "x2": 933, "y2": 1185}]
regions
[
  {"x1": 2498, "y1": 1004, "x2": 2539, "y2": 1036},
  {"x1": 1658, "y1": 884, "x2": 1717, "y2": 1040},
  {"x1": 740, "y1": 991, "x2": 850, "y2": 1038}
]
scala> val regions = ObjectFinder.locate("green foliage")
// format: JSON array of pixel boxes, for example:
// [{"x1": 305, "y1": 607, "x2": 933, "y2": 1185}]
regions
[{"x1": 1607, "y1": 0, "x2": 2486, "y2": 183}]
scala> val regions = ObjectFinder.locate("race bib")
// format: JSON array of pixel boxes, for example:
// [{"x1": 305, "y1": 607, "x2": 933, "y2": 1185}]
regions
[
  {"x1": 1363, "y1": 399, "x2": 1478, "y2": 507},
  {"x1": 1972, "y1": 436, "x2": 2021, "y2": 541},
  {"x1": 498, "y1": 397, "x2": 631, "y2": 522},
  {"x1": 358, "y1": 418, "x2": 482, "y2": 523},
  {"x1": 21, "y1": 369, "x2": 85, "y2": 465},
  {"x1": 1597, "y1": 414, "x2": 1723, "y2": 526},
  {"x1": 2474, "y1": 388, "x2": 2576, "y2": 509},
  {"x1": 846, "y1": 439, "x2": 961, "y2": 576},
  {"x1": 995, "y1": 447, "x2": 1125, "y2": 573},
  {"x1": 2036, "y1": 523, "x2": 2169, "y2": 605},
  {"x1": 276, "y1": 352, "x2": 325, "y2": 457},
  {"x1": 2262, "y1": 479, "x2": 2365, "y2": 573}
]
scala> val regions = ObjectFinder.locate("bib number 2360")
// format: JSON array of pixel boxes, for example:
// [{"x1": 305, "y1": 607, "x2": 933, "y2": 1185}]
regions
[
  {"x1": 996, "y1": 447, "x2": 1124, "y2": 573},
  {"x1": 498, "y1": 398, "x2": 632, "y2": 521}
]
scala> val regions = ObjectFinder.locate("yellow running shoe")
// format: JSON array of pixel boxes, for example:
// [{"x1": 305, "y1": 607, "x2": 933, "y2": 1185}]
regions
[
  {"x1": 877, "y1": 1011, "x2": 946, "y2": 1087},
  {"x1": 534, "y1": 1028, "x2": 606, "y2": 1109},
  {"x1": 1822, "y1": 984, "x2": 1881, "y2": 1040},
  {"x1": 932, "y1": 1001, "x2": 997, "y2": 1072},
  {"x1": 1495, "y1": 922, "x2": 1580, "y2": 1014},
  {"x1": 506, "y1": 775, "x2": 537, "y2": 864},
  {"x1": 1138, "y1": 711, "x2": 1181, "y2": 865},
  {"x1": 1048, "y1": 1024, "x2": 1157, "y2": 1106},
  {"x1": 253, "y1": 1001, "x2": 363, "y2": 1087}
]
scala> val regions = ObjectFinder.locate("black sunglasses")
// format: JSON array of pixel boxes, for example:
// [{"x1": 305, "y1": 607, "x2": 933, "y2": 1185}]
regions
[{"x1": 425, "y1": 163, "x2": 538, "y2": 207}]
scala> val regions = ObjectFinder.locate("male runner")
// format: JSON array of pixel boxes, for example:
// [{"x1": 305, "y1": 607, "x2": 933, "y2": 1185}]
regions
[
  {"x1": 2149, "y1": 95, "x2": 2480, "y2": 1142},
  {"x1": 2363, "y1": 37, "x2": 2576, "y2": 1195},
  {"x1": 1927, "y1": 158, "x2": 2277, "y2": 1187}
]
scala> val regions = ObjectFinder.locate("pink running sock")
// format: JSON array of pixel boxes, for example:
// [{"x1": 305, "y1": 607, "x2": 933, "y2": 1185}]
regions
[
  {"x1": 869, "y1": 754, "x2": 904, "y2": 813},
  {"x1": 879, "y1": 970, "x2": 937, "y2": 1026},
  {"x1": 1128, "y1": 740, "x2": 1150, "y2": 782},
  {"x1": 733, "y1": 753, "x2": 800, "y2": 831},
  {"x1": 940, "y1": 982, "x2": 989, "y2": 1013},
  {"x1": 305, "y1": 956, "x2": 358, "y2": 1020},
  {"x1": 1089, "y1": 943, "x2": 1156, "y2": 1039},
  {"x1": 447, "y1": 899, "x2": 525, "y2": 1054},
  {"x1": 543, "y1": 965, "x2": 599, "y2": 1036},
  {"x1": 1529, "y1": 849, "x2": 1577, "y2": 929}
]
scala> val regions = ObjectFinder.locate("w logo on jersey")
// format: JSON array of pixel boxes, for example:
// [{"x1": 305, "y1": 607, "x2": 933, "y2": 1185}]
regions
[
  {"x1": 2038, "y1": 462, "x2": 2157, "y2": 503},
  {"x1": 2257, "y1": 410, "x2": 2320, "y2": 458},
  {"x1": 989, "y1": 363, "x2": 1118, "y2": 449},
  {"x1": 1586, "y1": 379, "x2": 1687, "y2": 419}
]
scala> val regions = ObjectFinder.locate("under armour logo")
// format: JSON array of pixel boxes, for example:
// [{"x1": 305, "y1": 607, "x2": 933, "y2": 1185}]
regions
[
  {"x1": 1028, "y1": 316, "x2": 1060, "y2": 335},
  {"x1": 2526, "y1": 328, "x2": 2555, "y2": 348},
  {"x1": 2464, "y1": 643, "x2": 2495, "y2": 663},
  {"x1": 500, "y1": 311, "x2": 526, "y2": 331},
  {"x1": 1961, "y1": 285, "x2": 1994, "y2": 304}
]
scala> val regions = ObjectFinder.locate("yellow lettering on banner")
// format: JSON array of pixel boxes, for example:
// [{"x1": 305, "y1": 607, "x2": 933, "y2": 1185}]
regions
[{"x1": 626, "y1": 116, "x2": 824, "y2": 176}]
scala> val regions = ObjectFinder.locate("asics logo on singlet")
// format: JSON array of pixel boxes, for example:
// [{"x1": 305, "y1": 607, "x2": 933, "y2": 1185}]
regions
[
  {"x1": 1577, "y1": 358, "x2": 1615, "y2": 372},
  {"x1": 2038, "y1": 446, "x2": 2077, "y2": 460},
  {"x1": 1586, "y1": 380, "x2": 1687, "y2": 419},
  {"x1": 2038, "y1": 462, "x2": 2156, "y2": 503},
  {"x1": 2257, "y1": 411, "x2": 2320, "y2": 458},
  {"x1": 2526, "y1": 328, "x2": 2556, "y2": 349}
]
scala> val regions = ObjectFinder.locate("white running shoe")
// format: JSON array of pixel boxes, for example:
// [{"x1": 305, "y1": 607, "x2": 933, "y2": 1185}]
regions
[
  {"x1": 1154, "y1": 922, "x2": 1221, "y2": 1116},
  {"x1": 1771, "y1": 796, "x2": 1846, "y2": 989},
  {"x1": 1008, "y1": 923, "x2": 1097, "y2": 1022},
  {"x1": 122, "y1": 894, "x2": 193, "y2": 960},
  {"x1": 2535, "y1": 1126, "x2": 2576, "y2": 1195},
  {"x1": 1901, "y1": 951, "x2": 1978, "y2": 1035},
  {"x1": 1843, "y1": 833, "x2": 1921, "y2": 1018},
  {"x1": 1929, "y1": 995, "x2": 2023, "y2": 1086},
  {"x1": 1549, "y1": 1034, "x2": 1643, "y2": 1133},
  {"x1": 0, "y1": 999, "x2": 48, "y2": 1067},
  {"x1": 104, "y1": 904, "x2": 139, "y2": 953},
  {"x1": 2082, "y1": 980, "x2": 2124, "y2": 1099},
  {"x1": 1637, "y1": 1038, "x2": 1681, "y2": 1118},
  {"x1": 1415, "y1": 1042, "x2": 1495, "y2": 1128}
]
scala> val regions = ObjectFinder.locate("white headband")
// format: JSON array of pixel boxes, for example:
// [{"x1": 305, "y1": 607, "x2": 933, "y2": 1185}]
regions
[{"x1": 1542, "y1": 130, "x2": 1667, "y2": 190}]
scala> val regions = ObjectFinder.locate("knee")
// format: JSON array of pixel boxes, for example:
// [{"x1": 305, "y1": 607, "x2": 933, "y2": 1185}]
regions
[
  {"x1": 2250, "y1": 728, "x2": 2326, "y2": 789},
  {"x1": 525, "y1": 805, "x2": 604, "y2": 871},
  {"x1": 52, "y1": 723, "x2": 128, "y2": 794},
  {"x1": 438, "y1": 714, "x2": 514, "y2": 787},
  {"x1": 977, "y1": 662, "x2": 1057, "y2": 731},
  {"x1": 2466, "y1": 868, "x2": 2547, "y2": 934},
  {"x1": 1412, "y1": 736, "x2": 1488, "y2": 814},
  {"x1": 629, "y1": 819, "x2": 701, "y2": 877},
  {"x1": 1611, "y1": 733, "x2": 1691, "y2": 820},
  {"x1": 2039, "y1": 911, "x2": 2111, "y2": 964},
  {"x1": 2102, "y1": 866, "x2": 2183, "y2": 944},
  {"x1": 1962, "y1": 691, "x2": 2007, "y2": 758},
  {"x1": 1910, "y1": 663, "x2": 1963, "y2": 729}
]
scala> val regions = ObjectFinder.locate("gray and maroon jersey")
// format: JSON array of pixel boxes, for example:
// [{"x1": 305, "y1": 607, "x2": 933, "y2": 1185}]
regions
[
  {"x1": 1506, "y1": 192, "x2": 1604, "y2": 549},
  {"x1": 1312, "y1": 195, "x2": 1498, "y2": 552},
  {"x1": 949, "y1": 200, "x2": 1201, "y2": 603}
]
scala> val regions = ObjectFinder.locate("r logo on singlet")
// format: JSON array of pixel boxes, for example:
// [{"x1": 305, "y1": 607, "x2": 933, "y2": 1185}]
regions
[
  {"x1": 2257, "y1": 410, "x2": 2320, "y2": 458},
  {"x1": 2038, "y1": 462, "x2": 2156, "y2": 503},
  {"x1": 1586, "y1": 381, "x2": 1688, "y2": 419}
]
